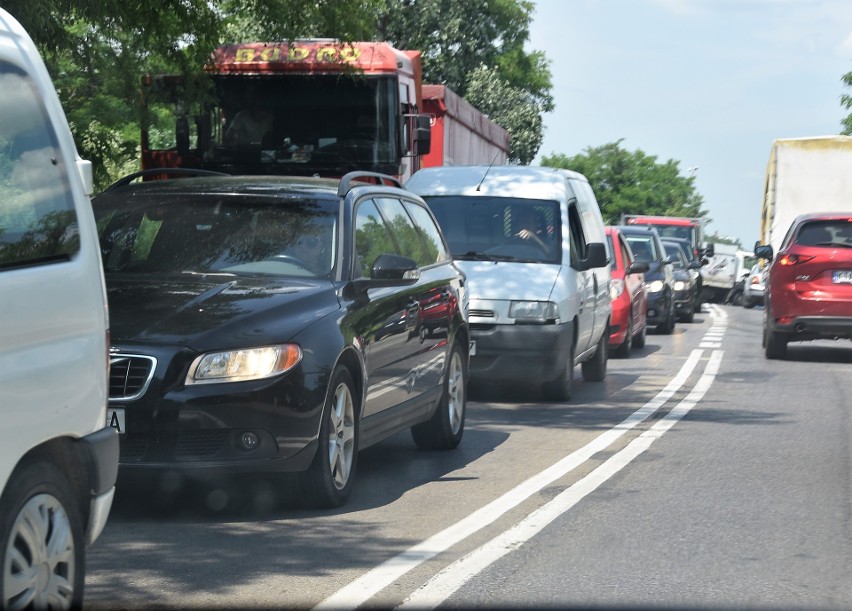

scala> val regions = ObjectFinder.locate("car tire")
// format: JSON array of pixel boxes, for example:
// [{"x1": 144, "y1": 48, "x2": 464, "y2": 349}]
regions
[
  {"x1": 581, "y1": 331, "x2": 608, "y2": 382},
  {"x1": 633, "y1": 318, "x2": 647, "y2": 349},
  {"x1": 743, "y1": 298, "x2": 755, "y2": 309},
  {"x1": 543, "y1": 341, "x2": 575, "y2": 402},
  {"x1": 680, "y1": 303, "x2": 695, "y2": 323},
  {"x1": 613, "y1": 315, "x2": 632, "y2": 358},
  {"x1": 658, "y1": 297, "x2": 675, "y2": 335},
  {"x1": 1, "y1": 461, "x2": 84, "y2": 610},
  {"x1": 300, "y1": 366, "x2": 358, "y2": 508},
  {"x1": 764, "y1": 325, "x2": 787, "y2": 360},
  {"x1": 411, "y1": 341, "x2": 466, "y2": 450}
]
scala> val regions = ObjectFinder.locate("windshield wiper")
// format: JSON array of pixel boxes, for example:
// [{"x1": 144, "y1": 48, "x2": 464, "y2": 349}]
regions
[
  {"x1": 454, "y1": 251, "x2": 527, "y2": 262},
  {"x1": 181, "y1": 271, "x2": 237, "y2": 277}
]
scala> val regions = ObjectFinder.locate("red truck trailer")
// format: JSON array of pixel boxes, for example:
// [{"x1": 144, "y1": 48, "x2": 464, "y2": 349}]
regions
[{"x1": 421, "y1": 84, "x2": 509, "y2": 167}]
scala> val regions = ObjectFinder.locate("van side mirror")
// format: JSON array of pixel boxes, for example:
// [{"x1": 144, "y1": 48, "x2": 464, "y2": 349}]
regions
[{"x1": 572, "y1": 242, "x2": 607, "y2": 271}]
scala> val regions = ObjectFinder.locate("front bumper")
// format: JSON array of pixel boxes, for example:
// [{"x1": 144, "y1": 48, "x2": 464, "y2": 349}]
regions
[
  {"x1": 78, "y1": 426, "x2": 119, "y2": 544},
  {"x1": 469, "y1": 322, "x2": 573, "y2": 384},
  {"x1": 645, "y1": 291, "x2": 670, "y2": 325}
]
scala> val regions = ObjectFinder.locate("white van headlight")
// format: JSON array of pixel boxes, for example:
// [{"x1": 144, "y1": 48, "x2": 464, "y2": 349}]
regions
[{"x1": 509, "y1": 301, "x2": 559, "y2": 323}]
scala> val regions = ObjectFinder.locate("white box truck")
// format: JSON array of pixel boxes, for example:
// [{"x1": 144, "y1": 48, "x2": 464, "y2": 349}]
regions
[
  {"x1": 759, "y1": 135, "x2": 852, "y2": 252},
  {"x1": 0, "y1": 8, "x2": 117, "y2": 608}
]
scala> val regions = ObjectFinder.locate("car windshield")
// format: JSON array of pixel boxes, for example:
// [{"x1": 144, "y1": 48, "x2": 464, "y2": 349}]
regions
[
  {"x1": 663, "y1": 242, "x2": 687, "y2": 268},
  {"x1": 94, "y1": 193, "x2": 339, "y2": 278},
  {"x1": 624, "y1": 235, "x2": 656, "y2": 262},
  {"x1": 424, "y1": 195, "x2": 561, "y2": 264}
]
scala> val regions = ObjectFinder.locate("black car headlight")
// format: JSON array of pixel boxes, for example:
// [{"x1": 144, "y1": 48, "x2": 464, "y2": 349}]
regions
[
  {"x1": 186, "y1": 344, "x2": 302, "y2": 385},
  {"x1": 644, "y1": 280, "x2": 665, "y2": 294}
]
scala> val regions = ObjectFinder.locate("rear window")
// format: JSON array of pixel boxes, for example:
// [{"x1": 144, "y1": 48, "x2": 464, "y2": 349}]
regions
[
  {"x1": 794, "y1": 220, "x2": 852, "y2": 248},
  {"x1": 0, "y1": 63, "x2": 79, "y2": 271}
]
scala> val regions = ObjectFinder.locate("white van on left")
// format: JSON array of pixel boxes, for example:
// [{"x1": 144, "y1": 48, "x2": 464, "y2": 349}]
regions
[{"x1": 0, "y1": 8, "x2": 117, "y2": 609}]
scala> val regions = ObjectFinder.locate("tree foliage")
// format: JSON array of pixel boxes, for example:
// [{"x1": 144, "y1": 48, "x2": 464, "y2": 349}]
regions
[
  {"x1": 376, "y1": 0, "x2": 553, "y2": 164},
  {"x1": 541, "y1": 140, "x2": 706, "y2": 225},
  {"x1": 841, "y1": 70, "x2": 852, "y2": 135}
]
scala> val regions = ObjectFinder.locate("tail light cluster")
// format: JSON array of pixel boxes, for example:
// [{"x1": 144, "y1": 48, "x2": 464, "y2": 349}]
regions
[{"x1": 778, "y1": 254, "x2": 814, "y2": 266}]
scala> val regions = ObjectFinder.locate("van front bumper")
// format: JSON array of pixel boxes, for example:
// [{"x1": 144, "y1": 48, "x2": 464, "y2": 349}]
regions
[{"x1": 469, "y1": 322, "x2": 574, "y2": 384}]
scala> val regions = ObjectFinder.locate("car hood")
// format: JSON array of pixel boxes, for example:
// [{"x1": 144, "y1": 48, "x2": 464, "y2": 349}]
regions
[
  {"x1": 453, "y1": 260, "x2": 559, "y2": 301},
  {"x1": 106, "y1": 273, "x2": 339, "y2": 349}
]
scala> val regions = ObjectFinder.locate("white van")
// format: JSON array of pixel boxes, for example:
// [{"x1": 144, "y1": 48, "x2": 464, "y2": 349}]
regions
[
  {"x1": 0, "y1": 8, "x2": 116, "y2": 608},
  {"x1": 407, "y1": 165, "x2": 611, "y2": 401}
]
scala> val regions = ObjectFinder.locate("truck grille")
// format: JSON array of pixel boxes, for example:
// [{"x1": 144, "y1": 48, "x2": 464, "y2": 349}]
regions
[{"x1": 109, "y1": 355, "x2": 156, "y2": 401}]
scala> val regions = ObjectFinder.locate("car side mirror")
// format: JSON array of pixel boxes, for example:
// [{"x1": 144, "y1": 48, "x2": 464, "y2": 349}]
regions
[
  {"x1": 700, "y1": 258, "x2": 709, "y2": 266},
  {"x1": 371, "y1": 253, "x2": 420, "y2": 282},
  {"x1": 754, "y1": 244, "x2": 774, "y2": 261},
  {"x1": 687, "y1": 259, "x2": 702, "y2": 270},
  {"x1": 628, "y1": 260, "x2": 650, "y2": 274},
  {"x1": 703, "y1": 243, "x2": 715, "y2": 257}
]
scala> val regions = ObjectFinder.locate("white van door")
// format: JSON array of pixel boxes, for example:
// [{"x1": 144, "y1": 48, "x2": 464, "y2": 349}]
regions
[{"x1": 568, "y1": 203, "x2": 595, "y2": 354}]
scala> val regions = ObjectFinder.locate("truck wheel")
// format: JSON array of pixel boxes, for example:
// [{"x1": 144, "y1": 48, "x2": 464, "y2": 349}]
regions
[
  {"x1": 1, "y1": 461, "x2": 84, "y2": 610},
  {"x1": 543, "y1": 342, "x2": 575, "y2": 402},
  {"x1": 300, "y1": 366, "x2": 358, "y2": 508},
  {"x1": 411, "y1": 341, "x2": 466, "y2": 450},
  {"x1": 581, "y1": 332, "x2": 608, "y2": 382}
]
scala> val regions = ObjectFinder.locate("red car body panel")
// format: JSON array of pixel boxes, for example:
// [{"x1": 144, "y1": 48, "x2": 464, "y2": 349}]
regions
[{"x1": 606, "y1": 227, "x2": 648, "y2": 351}]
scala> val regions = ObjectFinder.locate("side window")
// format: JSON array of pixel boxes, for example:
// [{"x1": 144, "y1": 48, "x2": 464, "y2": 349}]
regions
[
  {"x1": 375, "y1": 197, "x2": 436, "y2": 267},
  {"x1": 570, "y1": 179, "x2": 606, "y2": 245},
  {"x1": 620, "y1": 236, "x2": 634, "y2": 267},
  {"x1": 567, "y1": 202, "x2": 587, "y2": 262},
  {"x1": 354, "y1": 199, "x2": 398, "y2": 278},
  {"x1": 0, "y1": 63, "x2": 79, "y2": 271},
  {"x1": 402, "y1": 199, "x2": 449, "y2": 265}
]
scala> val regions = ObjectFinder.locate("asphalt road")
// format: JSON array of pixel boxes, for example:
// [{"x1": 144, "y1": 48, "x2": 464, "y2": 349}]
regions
[{"x1": 84, "y1": 303, "x2": 852, "y2": 609}]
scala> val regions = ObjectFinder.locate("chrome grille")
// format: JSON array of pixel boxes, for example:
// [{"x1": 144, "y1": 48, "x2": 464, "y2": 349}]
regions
[{"x1": 109, "y1": 354, "x2": 156, "y2": 401}]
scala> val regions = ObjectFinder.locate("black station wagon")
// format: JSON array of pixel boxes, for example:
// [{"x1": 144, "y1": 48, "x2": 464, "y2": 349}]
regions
[{"x1": 93, "y1": 171, "x2": 469, "y2": 507}]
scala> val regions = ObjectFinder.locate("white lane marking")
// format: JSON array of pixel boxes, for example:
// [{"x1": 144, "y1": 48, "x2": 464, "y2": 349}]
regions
[
  {"x1": 400, "y1": 349, "x2": 725, "y2": 610},
  {"x1": 313, "y1": 350, "x2": 705, "y2": 611}
]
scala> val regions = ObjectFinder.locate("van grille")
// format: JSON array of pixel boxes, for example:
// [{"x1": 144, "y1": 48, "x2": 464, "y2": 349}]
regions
[
  {"x1": 470, "y1": 309, "x2": 495, "y2": 318},
  {"x1": 109, "y1": 355, "x2": 156, "y2": 401}
]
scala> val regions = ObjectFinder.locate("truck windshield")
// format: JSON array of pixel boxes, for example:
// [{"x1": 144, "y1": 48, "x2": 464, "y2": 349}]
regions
[
  {"x1": 424, "y1": 196, "x2": 561, "y2": 264},
  {"x1": 143, "y1": 73, "x2": 400, "y2": 175},
  {"x1": 648, "y1": 224, "x2": 695, "y2": 244}
]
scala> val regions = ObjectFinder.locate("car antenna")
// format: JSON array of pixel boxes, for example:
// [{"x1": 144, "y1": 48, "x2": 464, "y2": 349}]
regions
[{"x1": 476, "y1": 150, "x2": 502, "y2": 192}]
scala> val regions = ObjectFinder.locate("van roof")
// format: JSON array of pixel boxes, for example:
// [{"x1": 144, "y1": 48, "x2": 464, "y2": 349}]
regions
[{"x1": 406, "y1": 165, "x2": 588, "y2": 199}]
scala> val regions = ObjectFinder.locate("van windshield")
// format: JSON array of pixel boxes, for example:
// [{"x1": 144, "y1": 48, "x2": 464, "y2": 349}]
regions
[{"x1": 424, "y1": 196, "x2": 561, "y2": 264}]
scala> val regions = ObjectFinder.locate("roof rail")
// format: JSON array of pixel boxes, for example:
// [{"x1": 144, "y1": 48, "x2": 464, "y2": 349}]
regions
[
  {"x1": 337, "y1": 171, "x2": 403, "y2": 197},
  {"x1": 102, "y1": 168, "x2": 230, "y2": 192}
]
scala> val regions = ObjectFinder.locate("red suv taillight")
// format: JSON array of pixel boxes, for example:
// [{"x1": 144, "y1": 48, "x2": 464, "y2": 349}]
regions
[{"x1": 778, "y1": 254, "x2": 814, "y2": 266}]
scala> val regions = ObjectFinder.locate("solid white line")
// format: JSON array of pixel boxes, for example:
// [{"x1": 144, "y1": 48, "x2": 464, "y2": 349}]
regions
[
  {"x1": 313, "y1": 350, "x2": 705, "y2": 611},
  {"x1": 399, "y1": 349, "x2": 724, "y2": 610}
]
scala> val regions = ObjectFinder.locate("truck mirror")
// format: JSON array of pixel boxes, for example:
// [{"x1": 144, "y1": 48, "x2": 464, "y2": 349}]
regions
[
  {"x1": 176, "y1": 116, "x2": 190, "y2": 155},
  {"x1": 703, "y1": 243, "x2": 715, "y2": 257},
  {"x1": 413, "y1": 114, "x2": 431, "y2": 156},
  {"x1": 754, "y1": 244, "x2": 773, "y2": 261}
]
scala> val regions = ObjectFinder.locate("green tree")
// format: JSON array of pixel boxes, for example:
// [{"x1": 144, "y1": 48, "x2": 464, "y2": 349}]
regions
[
  {"x1": 541, "y1": 140, "x2": 706, "y2": 225},
  {"x1": 376, "y1": 0, "x2": 553, "y2": 164},
  {"x1": 841, "y1": 70, "x2": 852, "y2": 135},
  {"x1": 3, "y1": 1, "x2": 383, "y2": 189}
]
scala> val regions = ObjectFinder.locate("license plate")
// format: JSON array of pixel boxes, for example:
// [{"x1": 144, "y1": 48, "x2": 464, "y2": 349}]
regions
[
  {"x1": 469, "y1": 340, "x2": 477, "y2": 356},
  {"x1": 107, "y1": 408, "x2": 126, "y2": 434},
  {"x1": 832, "y1": 270, "x2": 852, "y2": 284}
]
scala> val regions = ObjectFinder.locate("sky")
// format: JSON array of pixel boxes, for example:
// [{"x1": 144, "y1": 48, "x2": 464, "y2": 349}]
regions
[{"x1": 527, "y1": 0, "x2": 852, "y2": 247}]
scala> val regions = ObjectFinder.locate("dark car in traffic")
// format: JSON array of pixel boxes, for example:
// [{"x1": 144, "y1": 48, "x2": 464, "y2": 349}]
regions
[
  {"x1": 755, "y1": 213, "x2": 852, "y2": 359},
  {"x1": 661, "y1": 237, "x2": 702, "y2": 322},
  {"x1": 94, "y1": 171, "x2": 469, "y2": 507},
  {"x1": 617, "y1": 225, "x2": 676, "y2": 334}
]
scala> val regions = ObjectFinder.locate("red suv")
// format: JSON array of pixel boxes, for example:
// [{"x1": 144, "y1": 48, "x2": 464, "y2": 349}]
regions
[{"x1": 755, "y1": 213, "x2": 852, "y2": 359}]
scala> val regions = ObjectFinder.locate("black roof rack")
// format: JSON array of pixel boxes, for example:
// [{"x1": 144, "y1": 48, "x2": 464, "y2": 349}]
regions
[
  {"x1": 337, "y1": 171, "x2": 403, "y2": 197},
  {"x1": 102, "y1": 168, "x2": 230, "y2": 192}
]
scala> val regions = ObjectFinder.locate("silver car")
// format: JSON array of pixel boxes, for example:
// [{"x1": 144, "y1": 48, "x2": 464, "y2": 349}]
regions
[{"x1": 742, "y1": 263, "x2": 766, "y2": 308}]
